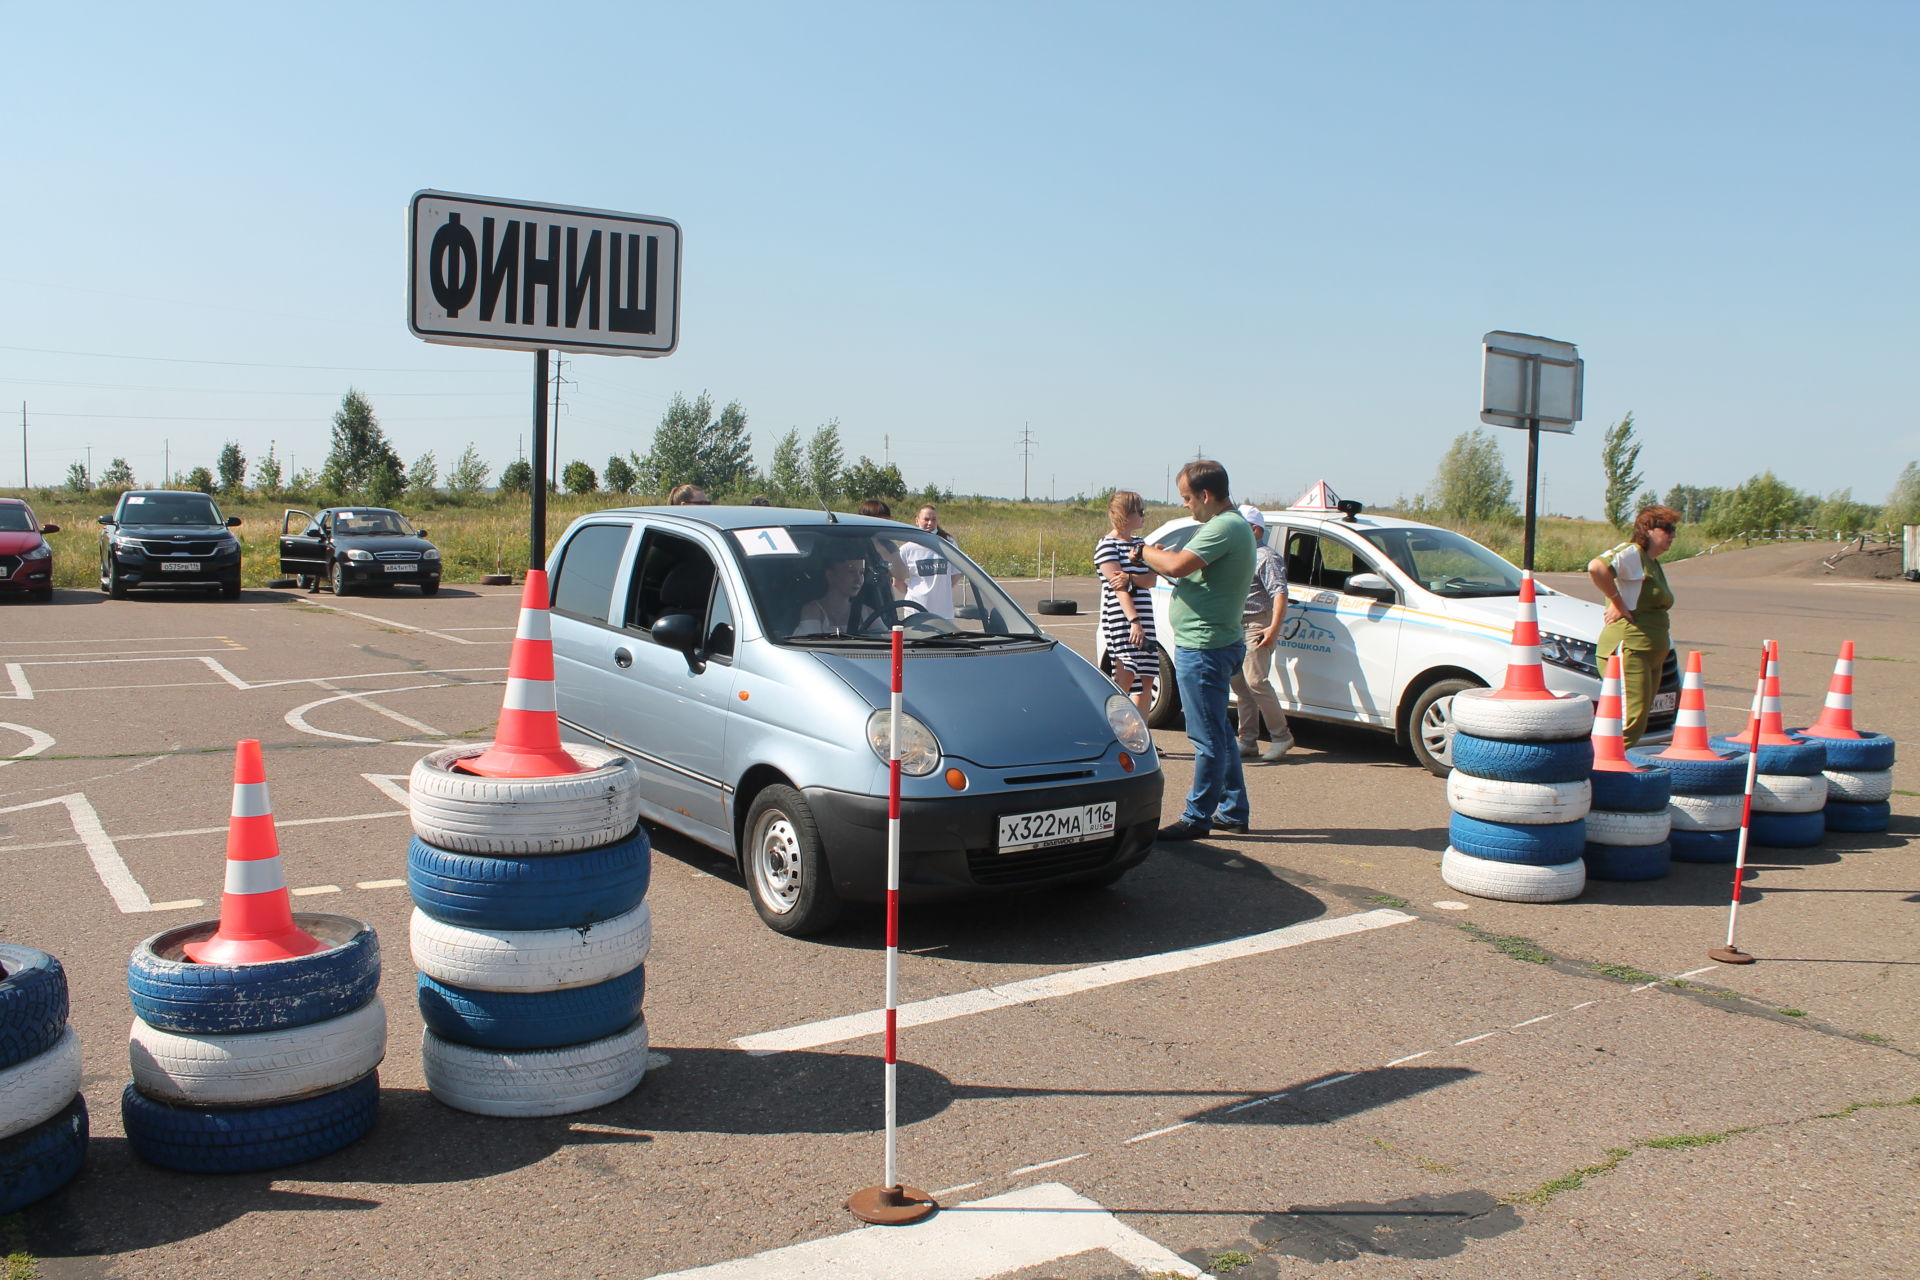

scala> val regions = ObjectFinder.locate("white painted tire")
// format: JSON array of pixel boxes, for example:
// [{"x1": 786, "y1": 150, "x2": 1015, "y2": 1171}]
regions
[
  {"x1": 1441, "y1": 847, "x2": 1585, "y2": 903},
  {"x1": 1752, "y1": 772, "x2": 1829, "y2": 815},
  {"x1": 1446, "y1": 773, "x2": 1591, "y2": 825},
  {"x1": 127, "y1": 997, "x2": 387, "y2": 1107},
  {"x1": 408, "y1": 743, "x2": 642, "y2": 855},
  {"x1": 421, "y1": 1018, "x2": 649, "y2": 1117},
  {"x1": 1449, "y1": 688, "x2": 1594, "y2": 743},
  {"x1": 0, "y1": 1026, "x2": 80, "y2": 1142},
  {"x1": 1584, "y1": 807, "x2": 1672, "y2": 847},
  {"x1": 1670, "y1": 792, "x2": 1745, "y2": 832},
  {"x1": 1823, "y1": 769, "x2": 1893, "y2": 804},
  {"x1": 410, "y1": 902, "x2": 652, "y2": 993}
]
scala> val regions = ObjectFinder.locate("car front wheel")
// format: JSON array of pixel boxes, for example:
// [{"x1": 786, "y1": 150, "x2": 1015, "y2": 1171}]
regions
[
  {"x1": 1407, "y1": 676, "x2": 1481, "y2": 777},
  {"x1": 330, "y1": 561, "x2": 351, "y2": 597},
  {"x1": 742, "y1": 785, "x2": 842, "y2": 936},
  {"x1": 103, "y1": 555, "x2": 128, "y2": 599}
]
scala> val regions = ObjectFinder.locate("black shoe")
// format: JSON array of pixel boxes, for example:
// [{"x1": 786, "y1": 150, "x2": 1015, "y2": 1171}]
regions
[
  {"x1": 1156, "y1": 820, "x2": 1211, "y2": 842},
  {"x1": 1212, "y1": 820, "x2": 1251, "y2": 835}
]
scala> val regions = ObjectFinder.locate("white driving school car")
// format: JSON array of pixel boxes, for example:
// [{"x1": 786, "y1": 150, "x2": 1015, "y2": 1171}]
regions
[{"x1": 1106, "y1": 482, "x2": 1678, "y2": 775}]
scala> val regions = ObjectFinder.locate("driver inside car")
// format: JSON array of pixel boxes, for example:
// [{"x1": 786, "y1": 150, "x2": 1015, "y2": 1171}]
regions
[{"x1": 792, "y1": 555, "x2": 884, "y2": 636}]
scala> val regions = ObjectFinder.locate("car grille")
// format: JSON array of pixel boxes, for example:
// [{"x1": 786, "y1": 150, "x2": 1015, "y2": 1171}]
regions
[
  {"x1": 0, "y1": 555, "x2": 19, "y2": 578},
  {"x1": 140, "y1": 540, "x2": 219, "y2": 556},
  {"x1": 968, "y1": 835, "x2": 1119, "y2": 886},
  {"x1": 374, "y1": 550, "x2": 421, "y2": 562}
]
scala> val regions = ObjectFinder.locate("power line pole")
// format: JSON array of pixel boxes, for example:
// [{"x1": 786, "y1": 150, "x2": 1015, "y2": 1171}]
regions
[
  {"x1": 547, "y1": 356, "x2": 571, "y2": 491},
  {"x1": 19, "y1": 402, "x2": 26, "y2": 489},
  {"x1": 1018, "y1": 423, "x2": 1036, "y2": 501}
]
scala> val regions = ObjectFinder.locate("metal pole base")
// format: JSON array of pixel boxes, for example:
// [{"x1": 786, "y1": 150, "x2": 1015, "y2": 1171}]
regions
[
  {"x1": 1708, "y1": 945, "x2": 1756, "y2": 965},
  {"x1": 847, "y1": 1183, "x2": 938, "y2": 1225}
]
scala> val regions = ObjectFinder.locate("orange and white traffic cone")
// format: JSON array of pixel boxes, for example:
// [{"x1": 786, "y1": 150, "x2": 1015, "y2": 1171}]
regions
[
  {"x1": 1646, "y1": 652, "x2": 1728, "y2": 761},
  {"x1": 1752, "y1": 640, "x2": 1802, "y2": 746},
  {"x1": 182, "y1": 740, "x2": 324, "y2": 965},
  {"x1": 1799, "y1": 641, "x2": 1862, "y2": 740},
  {"x1": 1489, "y1": 572, "x2": 1555, "y2": 700},
  {"x1": 1591, "y1": 651, "x2": 1634, "y2": 771},
  {"x1": 455, "y1": 570, "x2": 584, "y2": 779}
]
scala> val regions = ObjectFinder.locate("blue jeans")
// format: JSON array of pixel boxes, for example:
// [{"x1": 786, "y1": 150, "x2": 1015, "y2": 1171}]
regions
[{"x1": 1173, "y1": 641, "x2": 1248, "y2": 828}]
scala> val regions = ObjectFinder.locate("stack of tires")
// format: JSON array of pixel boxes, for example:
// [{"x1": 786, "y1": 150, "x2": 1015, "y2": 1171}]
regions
[
  {"x1": 1442, "y1": 690, "x2": 1594, "y2": 903},
  {"x1": 1800, "y1": 732, "x2": 1896, "y2": 834},
  {"x1": 1, "y1": 944, "x2": 85, "y2": 1213},
  {"x1": 1625, "y1": 748, "x2": 1748, "y2": 864},
  {"x1": 407, "y1": 743, "x2": 653, "y2": 1117},
  {"x1": 122, "y1": 915, "x2": 384, "y2": 1172},
  {"x1": 1710, "y1": 734, "x2": 1829, "y2": 851},
  {"x1": 1584, "y1": 765, "x2": 1673, "y2": 881}
]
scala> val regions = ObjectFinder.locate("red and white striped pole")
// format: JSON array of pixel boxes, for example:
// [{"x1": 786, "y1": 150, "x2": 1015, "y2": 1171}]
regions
[
  {"x1": 1710, "y1": 642, "x2": 1770, "y2": 965},
  {"x1": 847, "y1": 625, "x2": 937, "y2": 1224}
]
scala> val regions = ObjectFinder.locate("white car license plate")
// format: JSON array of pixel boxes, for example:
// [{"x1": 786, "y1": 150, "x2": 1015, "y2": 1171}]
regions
[
  {"x1": 160, "y1": 561, "x2": 201, "y2": 573},
  {"x1": 997, "y1": 802, "x2": 1116, "y2": 853},
  {"x1": 384, "y1": 563, "x2": 414, "y2": 573},
  {"x1": 1652, "y1": 691, "x2": 1679, "y2": 714}
]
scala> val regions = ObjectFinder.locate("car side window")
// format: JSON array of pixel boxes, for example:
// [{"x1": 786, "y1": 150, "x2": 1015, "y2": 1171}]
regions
[
  {"x1": 551, "y1": 524, "x2": 632, "y2": 625},
  {"x1": 707, "y1": 583, "x2": 736, "y2": 659},
  {"x1": 1286, "y1": 531, "x2": 1382, "y2": 595},
  {"x1": 626, "y1": 533, "x2": 716, "y2": 634}
]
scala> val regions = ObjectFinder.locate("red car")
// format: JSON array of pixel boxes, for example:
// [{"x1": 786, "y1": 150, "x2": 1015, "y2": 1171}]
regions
[{"x1": 0, "y1": 497, "x2": 59, "y2": 601}]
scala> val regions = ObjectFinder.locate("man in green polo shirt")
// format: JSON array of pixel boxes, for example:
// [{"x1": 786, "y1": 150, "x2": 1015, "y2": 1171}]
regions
[{"x1": 1139, "y1": 459, "x2": 1257, "y2": 840}]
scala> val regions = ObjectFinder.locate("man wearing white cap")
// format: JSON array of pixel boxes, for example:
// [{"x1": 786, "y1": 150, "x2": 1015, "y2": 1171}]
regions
[{"x1": 1232, "y1": 504, "x2": 1293, "y2": 761}]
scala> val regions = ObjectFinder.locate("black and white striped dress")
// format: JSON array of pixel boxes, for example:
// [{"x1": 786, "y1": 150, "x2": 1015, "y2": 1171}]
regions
[{"x1": 1094, "y1": 534, "x2": 1159, "y2": 677}]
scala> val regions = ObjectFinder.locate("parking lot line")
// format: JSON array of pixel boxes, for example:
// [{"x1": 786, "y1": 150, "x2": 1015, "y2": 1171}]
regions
[
  {"x1": 0, "y1": 793, "x2": 149, "y2": 912},
  {"x1": 733, "y1": 908, "x2": 1415, "y2": 1054},
  {"x1": 290, "y1": 600, "x2": 493, "y2": 644}
]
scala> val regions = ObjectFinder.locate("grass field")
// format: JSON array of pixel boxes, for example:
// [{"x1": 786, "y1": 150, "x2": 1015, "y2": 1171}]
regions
[{"x1": 8, "y1": 487, "x2": 1710, "y2": 591}]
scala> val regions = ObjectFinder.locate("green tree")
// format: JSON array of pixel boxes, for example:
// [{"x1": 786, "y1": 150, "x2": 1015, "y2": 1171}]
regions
[
  {"x1": 498, "y1": 457, "x2": 533, "y2": 494},
  {"x1": 842, "y1": 456, "x2": 907, "y2": 504},
  {"x1": 562, "y1": 460, "x2": 598, "y2": 494},
  {"x1": 1661, "y1": 484, "x2": 1721, "y2": 525},
  {"x1": 603, "y1": 454, "x2": 637, "y2": 495},
  {"x1": 100, "y1": 457, "x2": 136, "y2": 489},
  {"x1": 1599, "y1": 413, "x2": 1643, "y2": 530},
  {"x1": 805, "y1": 421, "x2": 845, "y2": 505},
  {"x1": 185, "y1": 465, "x2": 216, "y2": 495},
  {"x1": 1429, "y1": 429, "x2": 1515, "y2": 521},
  {"x1": 216, "y1": 441, "x2": 247, "y2": 495},
  {"x1": 319, "y1": 389, "x2": 404, "y2": 496},
  {"x1": 1810, "y1": 488, "x2": 1877, "y2": 534},
  {"x1": 256, "y1": 445, "x2": 283, "y2": 496},
  {"x1": 365, "y1": 455, "x2": 405, "y2": 507},
  {"x1": 408, "y1": 451, "x2": 439, "y2": 495},
  {"x1": 446, "y1": 445, "x2": 490, "y2": 498},
  {"x1": 288, "y1": 467, "x2": 317, "y2": 497},
  {"x1": 767, "y1": 428, "x2": 806, "y2": 503},
  {"x1": 1884, "y1": 461, "x2": 1920, "y2": 529},
  {"x1": 635, "y1": 391, "x2": 710, "y2": 495},
  {"x1": 1704, "y1": 471, "x2": 1807, "y2": 539},
  {"x1": 64, "y1": 461, "x2": 89, "y2": 492},
  {"x1": 700, "y1": 399, "x2": 753, "y2": 494}
]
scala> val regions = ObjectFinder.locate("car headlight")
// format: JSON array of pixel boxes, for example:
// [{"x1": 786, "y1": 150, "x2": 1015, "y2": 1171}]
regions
[
  {"x1": 1539, "y1": 631, "x2": 1599, "y2": 678},
  {"x1": 113, "y1": 534, "x2": 145, "y2": 550},
  {"x1": 422, "y1": 547, "x2": 441, "y2": 560},
  {"x1": 346, "y1": 549, "x2": 373, "y2": 561},
  {"x1": 1106, "y1": 693, "x2": 1153, "y2": 754},
  {"x1": 866, "y1": 710, "x2": 941, "y2": 776},
  {"x1": 22, "y1": 543, "x2": 51, "y2": 561}
]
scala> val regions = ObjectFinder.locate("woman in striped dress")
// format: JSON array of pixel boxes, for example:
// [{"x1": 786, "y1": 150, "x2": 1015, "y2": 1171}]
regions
[{"x1": 1095, "y1": 489, "x2": 1159, "y2": 716}]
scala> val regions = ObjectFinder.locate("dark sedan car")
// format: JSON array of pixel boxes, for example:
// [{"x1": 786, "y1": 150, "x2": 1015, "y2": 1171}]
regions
[
  {"x1": 97, "y1": 490, "x2": 243, "y2": 598},
  {"x1": 0, "y1": 497, "x2": 59, "y2": 601},
  {"x1": 280, "y1": 507, "x2": 442, "y2": 596}
]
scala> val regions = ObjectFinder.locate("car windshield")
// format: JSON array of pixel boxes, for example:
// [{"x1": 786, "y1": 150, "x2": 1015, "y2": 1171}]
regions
[
  {"x1": 736, "y1": 524, "x2": 1046, "y2": 646},
  {"x1": 1362, "y1": 526, "x2": 1522, "y2": 598},
  {"x1": 334, "y1": 510, "x2": 415, "y2": 536},
  {"x1": 121, "y1": 493, "x2": 222, "y2": 526},
  {"x1": 0, "y1": 506, "x2": 34, "y2": 533}
]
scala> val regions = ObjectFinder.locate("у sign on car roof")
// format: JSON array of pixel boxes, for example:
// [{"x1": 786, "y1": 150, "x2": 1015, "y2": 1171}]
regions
[{"x1": 408, "y1": 190, "x2": 681, "y2": 357}]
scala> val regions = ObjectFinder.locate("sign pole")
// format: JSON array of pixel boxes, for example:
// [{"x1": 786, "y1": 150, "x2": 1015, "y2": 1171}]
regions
[{"x1": 530, "y1": 349, "x2": 549, "y2": 574}]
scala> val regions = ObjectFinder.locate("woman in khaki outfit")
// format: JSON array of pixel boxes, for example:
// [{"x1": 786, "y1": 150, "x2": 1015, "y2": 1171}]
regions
[{"x1": 1587, "y1": 504, "x2": 1681, "y2": 746}]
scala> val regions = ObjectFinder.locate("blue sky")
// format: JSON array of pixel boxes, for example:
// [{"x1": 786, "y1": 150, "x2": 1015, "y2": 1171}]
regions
[{"x1": 4, "y1": 2, "x2": 1913, "y2": 515}]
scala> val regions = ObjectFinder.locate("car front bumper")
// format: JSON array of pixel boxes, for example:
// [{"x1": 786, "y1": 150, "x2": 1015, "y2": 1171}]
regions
[
  {"x1": 338, "y1": 560, "x2": 440, "y2": 585},
  {"x1": 106, "y1": 545, "x2": 241, "y2": 588}
]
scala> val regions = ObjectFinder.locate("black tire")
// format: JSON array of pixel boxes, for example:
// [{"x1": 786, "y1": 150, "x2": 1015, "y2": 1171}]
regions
[
  {"x1": 1583, "y1": 841, "x2": 1672, "y2": 881},
  {"x1": 1447, "y1": 813, "x2": 1587, "y2": 865},
  {"x1": 0, "y1": 946, "x2": 68, "y2": 1073},
  {"x1": 415, "y1": 965, "x2": 646, "y2": 1050},
  {"x1": 28, "y1": 587, "x2": 52, "y2": 603},
  {"x1": 128, "y1": 914, "x2": 381, "y2": 1034},
  {"x1": 742, "y1": 785, "x2": 843, "y2": 936},
  {"x1": 1708, "y1": 736, "x2": 1827, "y2": 777},
  {"x1": 1749, "y1": 810, "x2": 1825, "y2": 849},
  {"x1": 1451, "y1": 732, "x2": 1593, "y2": 784},
  {"x1": 0, "y1": 1093, "x2": 87, "y2": 1214},
  {"x1": 1825, "y1": 800, "x2": 1891, "y2": 833},
  {"x1": 330, "y1": 559, "x2": 352, "y2": 597},
  {"x1": 221, "y1": 572, "x2": 242, "y2": 600},
  {"x1": 1145, "y1": 643, "x2": 1179, "y2": 729},
  {"x1": 1669, "y1": 827, "x2": 1741, "y2": 863},
  {"x1": 1036, "y1": 599, "x2": 1078, "y2": 616},
  {"x1": 407, "y1": 833, "x2": 651, "y2": 931},
  {"x1": 1588, "y1": 766, "x2": 1673, "y2": 813},
  {"x1": 104, "y1": 555, "x2": 128, "y2": 599},
  {"x1": 295, "y1": 574, "x2": 317, "y2": 591},
  {"x1": 1792, "y1": 731, "x2": 1896, "y2": 772},
  {"x1": 1407, "y1": 677, "x2": 1482, "y2": 777},
  {"x1": 1624, "y1": 747, "x2": 1747, "y2": 795},
  {"x1": 420, "y1": 579, "x2": 440, "y2": 596},
  {"x1": 121, "y1": 1072, "x2": 377, "y2": 1174}
]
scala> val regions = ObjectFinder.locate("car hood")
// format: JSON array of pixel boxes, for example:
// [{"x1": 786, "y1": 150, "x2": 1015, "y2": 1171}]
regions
[
  {"x1": 1448, "y1": 590, "x2": 1604, "y2": 641},
  {"x1": 0, "y1": 531, "x2": 45, "y2": 554},
  {"x1": 332, "y1": 534, "x2": 436, "y2": 553},
  {"x1": 810, "y1": 644, "x2": 1121, "y2": 767},
  {"x1": 114, "y1": 522, "x2": 234, "y2": 539}
]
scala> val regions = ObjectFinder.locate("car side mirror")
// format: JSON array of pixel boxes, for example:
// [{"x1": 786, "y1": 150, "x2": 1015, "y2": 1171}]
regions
[
  {"x1": 97, "y1": 514, "x2": 113, "y2": 526},
  {"x1": 1345, "y1": 572, "x2": 1395, "y2": 603},
  {"x1": 650, "y1": 611, "x2": 708, "y2": 673},
  {"x1": 40, "y1": 524, "x2": 59, "y2": 535},
  {"x1": 226, "y1": 516, "x2": 243, "y2": 527},
  {"x1": 416, "y1": 529, "x2": 428, "y2": 539}
]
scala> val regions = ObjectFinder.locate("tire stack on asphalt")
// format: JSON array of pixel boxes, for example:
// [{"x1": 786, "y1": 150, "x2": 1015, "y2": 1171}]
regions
[
  {"x1": 1582, "y1": 654, "x2": 1672, "y2": 881},
  {"x1": 121, "y1": 742, "x2": 385, "y2": 1173},
  {"x1": 1708, "y1": 643, "x2": 1828, "y2": 852},
  {"x1": 408, "y1": 569, "x2": 654, "y2": 1118},
  {"x1": 1, "y1": 944, "x2": 86, "y2": 1213},
  {"x1": 1441, "y1": 573, "x2": 1595, "y2": 903},
  {"x1": 1628, "y1": 652, "x2": 1750, "y2": 864},
  {"x1": 1794, "y1": 641, "x2": 1897, "y2": 834}
]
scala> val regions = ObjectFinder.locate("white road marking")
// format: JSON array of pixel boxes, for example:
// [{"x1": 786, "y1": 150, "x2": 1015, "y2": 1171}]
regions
[
  {"x1": 316, "y1": 680, "x2": 444, "y2": 736},
  {"x1": 0, "y1": 635, "x2": 236, "y2": 647},
  {"x1": 290, "y1": 600, "x2": 489, "y2": 644},
  {"x1": 147, "y1": 899, "x2": 205, "y2": 912},
  {"x1": 1511, "y1": 1013, "x2": 1557, "y2": 1028},
  {"x1": 4, "y1": 664, "x2": 30, "y2": 699},
  {"x1": 734, "y1": 909, "x2": 1416, "y2": 1054},
  {"x1": 285, "y1": 682, "x2": 478, "y2": 744},
  {"x1": 1225, "y1": 1091, "x2": 1289, "y2": 1113},
  {"x1": 361, "y1": 774, "x2": 412, "y2": 806},
  {"x1": 0, "y1": 723, "x2": 55, "y2": 769},
  {"x1": 1125, "y1": 1122, "x2": 1195, "y2": 1143},
  {"x1": 291, "y1": 884, "x2": 340, "y2": 896},
  {"x1": 198, "y1": 656, "x2": 253, "y2": 689},
  {"x1": 0, "y1": 809, "x2": 407, "y2": 854},
  {"x1": 639, "y1": 1182, "x2": 1209, "y2": 1280},
  {"x1": 355, "y1": 879, "x2": 405, "y2": 890},
  {"x1": 1385, "y1": 1051, "x2": 1433, "y2": 1067},
  {"x1": 0, "y1": 793, "x2": 150, "y2": 912},
  {"x1": 1009, "y1": 1153, "x2": 1089, "y2": 1175},
  {"x1": 1454, "y1": 1032, "x2": 1497, "y2": 1046},
  {"x1": 1304, "y1": 1073, "x2": 1356, "y2": 1091}
]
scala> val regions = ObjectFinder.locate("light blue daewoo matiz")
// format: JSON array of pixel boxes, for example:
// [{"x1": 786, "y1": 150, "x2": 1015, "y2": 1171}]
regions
[{"x1": 546, "y1": 506, "x2": 1163, "y2": 935}]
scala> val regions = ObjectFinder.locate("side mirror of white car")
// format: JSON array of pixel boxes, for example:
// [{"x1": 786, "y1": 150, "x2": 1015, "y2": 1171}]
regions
[{"x1": 1345, "y1": 572, "x2": 1395, "y2": 603}]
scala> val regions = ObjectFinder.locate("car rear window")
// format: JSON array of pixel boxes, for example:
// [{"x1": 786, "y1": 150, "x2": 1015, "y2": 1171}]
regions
[{"x1": 551, "y1": 524, "x2": 632, "y2": 624}]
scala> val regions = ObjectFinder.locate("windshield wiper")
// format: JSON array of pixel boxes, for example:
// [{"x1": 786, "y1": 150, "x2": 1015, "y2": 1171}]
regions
[{"x1": 903, "y1": 632, "x2": 1043, "y2": 648}]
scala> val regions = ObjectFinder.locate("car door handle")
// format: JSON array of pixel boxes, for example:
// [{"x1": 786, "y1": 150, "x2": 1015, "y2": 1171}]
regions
[{"x1": 613, "y1": 647, "x2": 633, "y2": 669}]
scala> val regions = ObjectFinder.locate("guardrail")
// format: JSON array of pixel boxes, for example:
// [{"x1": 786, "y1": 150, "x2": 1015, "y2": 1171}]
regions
[{"x1": 1691, "y1": 529, "x2": 1900, "y2": 559}]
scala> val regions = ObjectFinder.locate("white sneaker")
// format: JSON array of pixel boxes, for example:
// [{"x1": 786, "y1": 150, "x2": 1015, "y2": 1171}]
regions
[{"x1": 1258, "y1": 736, "x2": 1295, "y2": 762}]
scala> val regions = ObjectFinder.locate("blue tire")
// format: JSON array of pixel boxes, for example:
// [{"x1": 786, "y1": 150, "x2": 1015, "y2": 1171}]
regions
[
  {"x1": 128, "y1": 914, "x2": 380, "y2": 1035},
  {"x1": 1447, "y1": 813, "x2": 1587, "y2": 865},
  {"x1": 1750, "y1": 810, "x2": 1825, "y2": 849},
  {"x1": 1583, "y1": 841, "x2": 1671, "y2": 881},
  {"x1": 1450, "y1": 733, "x2": 1593, "y2": 784},
  {"x1": 1669, "y1": 827, "x2": 1742, "y2": 863},
  {"x1": 0, "y1": 946, "x2": 68, "y2": 1073},
  {"x1": 407, "y1": 832, "x2": 651, "y2": 931},
  {"x1": 1708, "y1": 735, "x2": 1827, "y2": 776},
  {"x1": 1624, "y1": 747, "x2": 1747, "y2": 795},
  {"x1": 1588, "y1": 767, "x2": 1671, "y2": 813},
  {"x1": 1825, "y1": 800, "x2": 1891, "y2": 832},
  {"x1": 416, "y1": 965, "x2": 646, "y2": 1050},
  {"x1": 121, "y1": 1072, "x2": 377, "y2": 1174},
  {"x1": 0, "y1": 1093, "x2": 86, "y2": 1214},
  {"x1": 1793, "y1": 731, "x2": 1896, "y2": 772}
]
